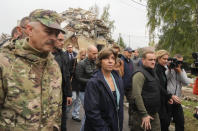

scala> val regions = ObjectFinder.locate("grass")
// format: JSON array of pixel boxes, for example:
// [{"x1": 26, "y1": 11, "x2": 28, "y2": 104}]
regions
[
  {"x1": 182, "y1": 100, "x2": 198, "y2": 131},
  {"x1": 187, "y1": 73, "x2": 196, "y2": 79},
  {"x1": 186, "y1": 84, "x2": 194, "y2": 88}
]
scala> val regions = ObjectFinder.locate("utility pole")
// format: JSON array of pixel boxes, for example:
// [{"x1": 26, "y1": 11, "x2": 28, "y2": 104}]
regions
[
  {"x1": 128, "y1": 34, "x2": 131, "y2": 47},
  {"x1": 118, "y1": 33, "x2": 121, "y2": 45}
]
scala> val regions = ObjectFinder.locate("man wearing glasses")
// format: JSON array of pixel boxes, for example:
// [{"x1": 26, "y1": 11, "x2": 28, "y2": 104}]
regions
[{"x1": 0, "y1": 9, "x2": 65, "y2": 131}]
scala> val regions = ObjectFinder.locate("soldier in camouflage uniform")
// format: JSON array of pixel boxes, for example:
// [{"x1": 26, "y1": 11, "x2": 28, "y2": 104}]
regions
[
  {"x1": 0, "y1": 9, "x2": 65, "y2": 131},
  {"x1": 0, "y1": 16, "x2": 30, "y2": 48}
]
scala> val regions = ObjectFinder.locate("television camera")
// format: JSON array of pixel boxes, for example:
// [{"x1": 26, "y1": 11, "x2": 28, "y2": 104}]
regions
[
  {"x1": 168, "y1": 57, "x2": 183, "y2": 69},
  {"x1": 191, "y1": 52, "x2": 198, "y2": 76}
]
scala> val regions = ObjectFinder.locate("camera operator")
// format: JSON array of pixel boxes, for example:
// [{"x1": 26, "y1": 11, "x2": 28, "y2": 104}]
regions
[{"x1": 166, "y1": 54, "x2": 193, "y2": 131}]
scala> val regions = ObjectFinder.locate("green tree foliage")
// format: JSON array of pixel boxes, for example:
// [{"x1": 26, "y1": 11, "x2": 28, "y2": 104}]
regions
[
  {"x1": 89, "y1": 4, "x2": 115, "y2": 42},
  {"x1": 117, "y1": 33, "x2": 126, "y2": 48},
  {"x1": 100, "y1": 4, "x2": 115, "y2": 38},
  {"x1": 147, "y1": 0, "x2": 198, "y2": 63}
]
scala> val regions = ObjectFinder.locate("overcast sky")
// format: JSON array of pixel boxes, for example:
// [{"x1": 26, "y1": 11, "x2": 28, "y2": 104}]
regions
[{"x1": 0, "y1": 0, "x2": 149, "y2": 49}]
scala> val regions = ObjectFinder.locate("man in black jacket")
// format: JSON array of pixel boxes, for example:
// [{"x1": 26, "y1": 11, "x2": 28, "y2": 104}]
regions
[
  {"x1": 75, "y1": 45, "x2": 98, "y2": 131},
  {"x1": 130, "y1": 50, "x2": 161, "y2": 131},
  {"x1": 120, "y1": 47, "x2": 135, "y2": 126},
  {"x1": 65, "y1": 43, "x2": 82, "y2": 122},
  {"x1": 120, "y1": 47, "x2": 135, "y2": 99},
  {"x1": 52, "y1": 33, "x2": 72, "y2": 131}
]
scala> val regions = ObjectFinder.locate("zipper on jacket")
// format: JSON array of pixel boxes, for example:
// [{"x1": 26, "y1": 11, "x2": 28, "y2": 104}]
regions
[
  {"x1": 116, "y1": 108, "x2": 120, "y2": 131},
  {"x1": 39, "y1": 62, "x2": 47, "y2": 130}
]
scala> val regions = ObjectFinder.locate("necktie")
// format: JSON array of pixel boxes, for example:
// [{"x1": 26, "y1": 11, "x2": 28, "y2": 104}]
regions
[{"x1": 70, "y1": 53, "x2": 73, "y2": 60}]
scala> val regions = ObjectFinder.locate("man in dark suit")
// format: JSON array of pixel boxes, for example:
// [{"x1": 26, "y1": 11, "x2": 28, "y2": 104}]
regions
[{"x1": 65, "y1": 43, "x2": 77, "y2": 77}]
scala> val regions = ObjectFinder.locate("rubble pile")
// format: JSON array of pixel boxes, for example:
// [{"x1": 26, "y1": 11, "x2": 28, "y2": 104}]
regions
[
  {"x1": 183, "y1": 96, "x2": 198, "y2": 102},
  {"x1": 60, "y1": 8, "x2": 112, "y2": 42},
  {"x1": 0, "y1": 33, "x2": 10, "y2": 44}
]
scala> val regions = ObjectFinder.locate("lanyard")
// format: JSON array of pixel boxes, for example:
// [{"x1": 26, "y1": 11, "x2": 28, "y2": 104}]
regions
[{"x1": 104, "y1": 73, "x2": 120, "y2": 110}]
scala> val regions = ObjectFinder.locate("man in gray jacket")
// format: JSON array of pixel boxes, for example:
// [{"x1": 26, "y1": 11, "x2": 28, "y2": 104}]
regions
[{"x1": 166, "y1": 54, "x2": 192, "y2": 131}]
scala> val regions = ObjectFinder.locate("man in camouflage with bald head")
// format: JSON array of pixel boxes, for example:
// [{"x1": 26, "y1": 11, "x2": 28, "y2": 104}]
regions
[
  {"x1": 0, "y1": 9, "x2": 64, "y2": 131},
  {"x1": 0, "y1": 16, "x2": 30, "y2": 48}
]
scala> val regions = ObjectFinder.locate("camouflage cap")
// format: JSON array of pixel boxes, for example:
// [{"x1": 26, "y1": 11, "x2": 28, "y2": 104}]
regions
[{"x1": 29, "y1": 9, "x2": 65, "y2": 34}]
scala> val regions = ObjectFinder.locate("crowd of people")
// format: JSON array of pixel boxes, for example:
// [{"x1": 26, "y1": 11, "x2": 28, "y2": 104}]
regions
[{"x1": 0, "y1": 8, "x2": 194, "y2": 131}]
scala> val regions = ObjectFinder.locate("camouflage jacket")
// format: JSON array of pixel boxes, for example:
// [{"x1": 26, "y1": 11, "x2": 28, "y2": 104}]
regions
[{"x1": 0, "y1": 39, "x2": 62, "y2": 131}]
